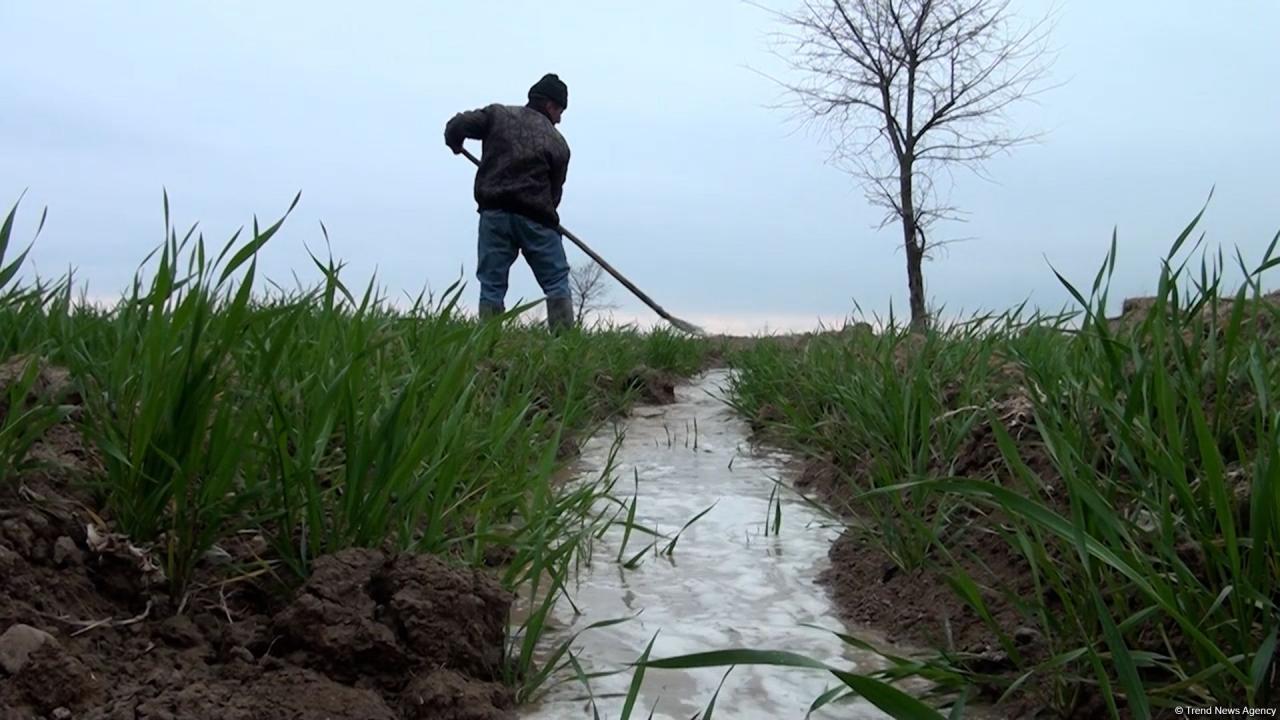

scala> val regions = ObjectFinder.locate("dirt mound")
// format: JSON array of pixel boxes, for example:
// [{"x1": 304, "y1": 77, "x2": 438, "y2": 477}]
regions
[
  {"x1": 272, "y1": 550, "x2": 405, "y2": 676},
  {"x1": 625, "y1": 366, "x2": 677, "y2": 405},
  {"x1": 821, "y1": 530, "x2": 1039, "y2": 659},
  {"x1": 1111, "y1": 290, "x2": 1280, "y2": 335},
  {"x1": 274, "y1": 549, "x2": 512, "y2": 684},
  {"x1": 791, "y1": 456, "x2": 857, "y2": 514},
  {"x1": 0, "y1": 355, "x2": 80, "y2": 414},
  {"x1": 401, "y1": 670, "x2": 512, "y2": 720},
  {"x1": 749, "y1": 403, "x2": 785, "y2": 430},
  {"x1": 86, "y1": 665, "x2": 400, "y2": 720},
  {"x1": 2, "y1": 503, "x2": 516, "y2": 719},
  {"x1": 946, "y1": 393, "x2": 1042, "y2": 478},
  {"x1": 746, "y1": 403, "x2": 789, "y2": 445},
  {"x1": 0, "y1": 363, "x2": 517, "y2": 720}
]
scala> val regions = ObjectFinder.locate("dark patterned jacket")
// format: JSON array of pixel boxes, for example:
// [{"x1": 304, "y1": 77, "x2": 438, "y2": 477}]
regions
[{"x1": 445, "y1": 104, "x2": 571, "y2": 229}]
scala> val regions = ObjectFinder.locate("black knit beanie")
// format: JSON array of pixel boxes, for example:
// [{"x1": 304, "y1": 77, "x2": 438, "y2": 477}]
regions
[{"x1": 528, "y1": 73, "x2": 568, "y2": 109}]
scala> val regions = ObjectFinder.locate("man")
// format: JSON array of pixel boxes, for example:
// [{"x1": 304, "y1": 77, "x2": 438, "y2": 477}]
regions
[{"x1": 445, "y1": 73, "x2": 574, "y2": 332}]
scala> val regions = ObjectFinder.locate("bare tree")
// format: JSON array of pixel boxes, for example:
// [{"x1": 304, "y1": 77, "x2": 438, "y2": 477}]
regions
[
  {"x1": 762, "y1": 0, "x2": 1053, "y2": 327},
  {"x1": 569, "y1": 262, "x2": 617, "y2": 326}
]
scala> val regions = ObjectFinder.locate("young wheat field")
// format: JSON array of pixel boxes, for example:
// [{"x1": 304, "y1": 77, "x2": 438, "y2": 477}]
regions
[{"x1": 2, "y1": 197, "x2": 1277, "y2": 719}]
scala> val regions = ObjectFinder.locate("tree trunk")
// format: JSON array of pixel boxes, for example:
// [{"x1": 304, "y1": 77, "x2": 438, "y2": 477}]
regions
[
  {"x1": 903, "y1": 224, "x2": 927, "y2": 329},
  {"x1": 899, "y1": 161, "x2": 928, "y2": 329}
]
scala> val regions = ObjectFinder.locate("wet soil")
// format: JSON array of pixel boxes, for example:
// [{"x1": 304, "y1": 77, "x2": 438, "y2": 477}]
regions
[
  {"x1": 795, "y1": 455, "x2": 1045, "y2": 688},
  {"x1": 777, "y1": 374, "x2": 1063, "y2": 716},
  {"x1": 0, "y1": 360, "x2": 515, "y2": 720}
]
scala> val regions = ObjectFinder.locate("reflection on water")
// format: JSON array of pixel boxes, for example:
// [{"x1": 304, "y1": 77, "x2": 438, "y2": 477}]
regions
[{"x1": 518, "y1": 370, "x2": 902, "y2": 720}]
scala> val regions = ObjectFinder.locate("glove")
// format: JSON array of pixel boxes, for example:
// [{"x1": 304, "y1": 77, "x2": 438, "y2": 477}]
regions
[{"x1": 445, "y1": 129, "x2": 463, "y2": 155}]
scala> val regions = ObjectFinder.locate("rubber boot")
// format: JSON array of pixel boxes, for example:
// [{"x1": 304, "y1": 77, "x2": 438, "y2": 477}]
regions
[
  {"x1": 545, "y1": 296, "x2": 575, "y2": 335},
  {"x1": 478, "y1": 302, "x2": 503, "y2": 321}
]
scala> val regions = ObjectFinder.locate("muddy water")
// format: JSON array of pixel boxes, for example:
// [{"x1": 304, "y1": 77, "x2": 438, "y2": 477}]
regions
[{"x1": 519, "y1": 370, "x2": 899, "y2": 720}]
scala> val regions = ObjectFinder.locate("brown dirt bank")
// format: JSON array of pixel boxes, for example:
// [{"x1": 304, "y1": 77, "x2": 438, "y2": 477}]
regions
[
  {"x1": 793, "y1": 456, "x2": 1059, "y2": 717},
  {"x1": 766, "y1": 360, "x2": 1103, "y2": 717},
  {"x1": 0, "y1": 362, "x2": 515, "y2": 720}
]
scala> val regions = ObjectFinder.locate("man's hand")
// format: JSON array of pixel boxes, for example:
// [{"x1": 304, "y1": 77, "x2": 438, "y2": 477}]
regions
[{"x1": 445, "y1": 107, "x2": 491, "y2": 155}]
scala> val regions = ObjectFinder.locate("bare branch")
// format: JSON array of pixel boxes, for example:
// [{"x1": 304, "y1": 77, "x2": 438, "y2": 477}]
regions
[
  {"x1": 758, "y1": 0, "x2": 1055, "y2": 325},
  {"x1": 569, "y1": 262, "x2": 617, "y2": 327}
]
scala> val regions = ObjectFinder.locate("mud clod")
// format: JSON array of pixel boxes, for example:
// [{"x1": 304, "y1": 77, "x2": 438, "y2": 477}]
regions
[
  {"x1": 156, "y1": 614, "x2": 204, "y2": 649},
  {"x1": 0, "y1": 623, "x2": 56, "y2": 674},
  {"x1": 626, "y1": 366, "x2": 677, "y2": 405},
  {"x1": 12, "y1": 640, "x2": 104, "y2": 713},
  {"x1": 100, "y1": 667, "x2": 399, "y2": 720},
  {"x1": 400, "y1": 669, "x2": 513, "y2": 720},
  {"x1": 53, "y1": 535, "x2": 82, "y2": 567},
  {"x1": 273, "y1": 549, "x2": 405, "y2": 678},
  {"x1": 377, "y1": 552, "x2": 512, "y2": 679}
]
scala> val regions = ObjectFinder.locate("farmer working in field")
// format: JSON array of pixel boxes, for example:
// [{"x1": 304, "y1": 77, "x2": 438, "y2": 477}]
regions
[{"x1": 445, "y1": 73, "x2": 573, "y2": 332}]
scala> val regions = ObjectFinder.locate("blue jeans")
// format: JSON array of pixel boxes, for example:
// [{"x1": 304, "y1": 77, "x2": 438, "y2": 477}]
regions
[{"x1": 476, "y1": 209, "x2": 571, "y2": 309}]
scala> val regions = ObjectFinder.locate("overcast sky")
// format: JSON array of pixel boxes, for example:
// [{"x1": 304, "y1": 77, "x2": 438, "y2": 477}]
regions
[{"x1": 2, "y1": 1, "x2": 1277, "y2": 333}]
